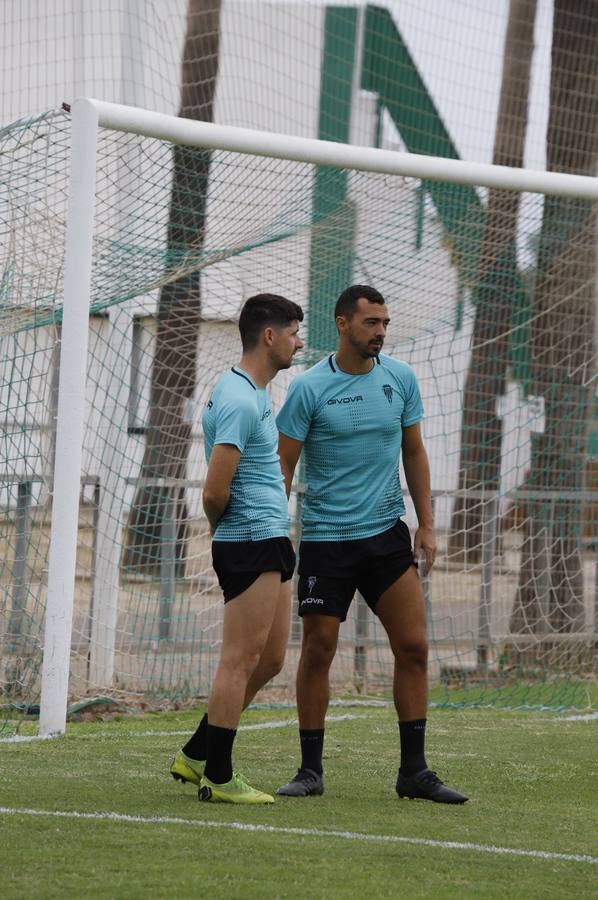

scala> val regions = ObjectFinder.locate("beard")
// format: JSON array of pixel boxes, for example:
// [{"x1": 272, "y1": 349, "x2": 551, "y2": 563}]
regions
[{"x1": 349, "y1": 334, "x2": 383, "y2": 358}]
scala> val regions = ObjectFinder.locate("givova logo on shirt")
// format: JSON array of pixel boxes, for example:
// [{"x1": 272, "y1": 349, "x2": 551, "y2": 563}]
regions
[{"x1": 327, "y1": 395, "x2": 363, "y2": 405}]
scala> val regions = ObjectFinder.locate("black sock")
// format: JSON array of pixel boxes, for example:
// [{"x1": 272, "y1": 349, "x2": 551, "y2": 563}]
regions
[
  {"x1": 204, "y1": 724, "x2": 236, "y2": 785},
  {"x1": 398, "y1": 719, "x2": 428, "y2": 775},
  {"x1": 299, "y1": 728, "x2": 325, "y2": 775},
  {"x1": 182, "y1": 713, "x2": 208, "y2": 761}
]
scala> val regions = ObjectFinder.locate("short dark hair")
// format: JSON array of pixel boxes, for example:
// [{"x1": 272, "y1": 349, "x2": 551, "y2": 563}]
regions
[
  {"x1": 334, "y1": 284, "x2": 386, "y2": 319},
  {"x1": 239, "y1": 293, "x2": 303, "y2": 350}
]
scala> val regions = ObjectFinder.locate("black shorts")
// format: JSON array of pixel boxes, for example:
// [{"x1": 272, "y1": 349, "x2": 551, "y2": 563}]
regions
[
  {"x1": 212, "y1": 537, "x2": 296, "y2": 603},
  {"x1": 297, "y1": 519, "x2": 416, "y2": 622}
]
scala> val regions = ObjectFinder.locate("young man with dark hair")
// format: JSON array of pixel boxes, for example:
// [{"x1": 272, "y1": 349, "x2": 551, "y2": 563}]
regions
[
  {"x1": 170, "y1": 293, "x2": 304, "y2": 804},
  {"x1": 276, "y1": 285, "x2": 468, "y2": 804}
]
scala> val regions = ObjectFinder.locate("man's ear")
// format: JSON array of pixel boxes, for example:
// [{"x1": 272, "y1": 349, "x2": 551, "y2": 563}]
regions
[{"x1": 263, "y1": 325, "x2": 275, "y2": 346}]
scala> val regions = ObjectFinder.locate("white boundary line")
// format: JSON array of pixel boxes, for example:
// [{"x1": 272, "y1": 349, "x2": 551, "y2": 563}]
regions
[
  {"x1": 1, "y1": 806, "x2": 595, "y2": 865},
  {"x1": 553, "y1": 712, "x2": 598, "y2": 722},
  {"x1": 5, "y1": 706, "x2": 596, "y2": 743},
  {"x1": 0, "y1": 713, "x2": 369, "y2": 743}
]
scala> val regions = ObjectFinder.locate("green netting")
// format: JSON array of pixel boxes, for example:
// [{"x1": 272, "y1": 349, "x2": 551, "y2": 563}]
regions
[{"x1": 0, "y1": 102, "x2": 596, "y2": 738}]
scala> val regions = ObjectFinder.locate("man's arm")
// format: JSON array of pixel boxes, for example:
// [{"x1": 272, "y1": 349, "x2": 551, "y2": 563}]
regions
[
  {"x1": 278, "y1": 433, "x2": 304, "y2": 498},
  {"x1": 401, "y1": 422, "x2": 436, "y2": 576},
  {"x1": 203, "y1": 443, "x2": 242, "y2": 533}
]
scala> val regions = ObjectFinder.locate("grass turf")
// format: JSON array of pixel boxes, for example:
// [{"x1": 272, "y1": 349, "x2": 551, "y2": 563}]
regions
[{"x1": 0, "y1": 706, "x2": 596, "y2": 899}]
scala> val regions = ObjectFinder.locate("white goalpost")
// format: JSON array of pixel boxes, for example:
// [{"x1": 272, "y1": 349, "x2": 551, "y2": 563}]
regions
[
  {"x1": 39, "y1": 102, "x2": 99, "y2": 737},
  {"x1": 21, "y1": 98, "x2": 598, "y2": 735}
]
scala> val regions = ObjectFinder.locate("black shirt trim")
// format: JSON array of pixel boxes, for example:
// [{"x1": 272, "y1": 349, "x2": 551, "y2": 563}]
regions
[
  {"x1": 329, "y1": 354, "x2": 380, "y2": 373},
  {"x1": 231, "y1": 367, "x2": 256, "y2": 390}
]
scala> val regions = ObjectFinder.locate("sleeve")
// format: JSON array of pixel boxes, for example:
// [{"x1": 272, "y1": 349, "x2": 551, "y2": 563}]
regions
[
  {"x1": 213, "y1": 394, "x2": 258, "y2": 452},
  {"x1": 401, "y1": 365, "x2": 424, "y2": 426},
  {"x1": 276, "y1": 376, "x2": 316, "y2": 442}
]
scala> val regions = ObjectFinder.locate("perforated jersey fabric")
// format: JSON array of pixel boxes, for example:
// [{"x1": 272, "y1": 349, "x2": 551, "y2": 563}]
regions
[
  {"x1": 202, "y1": 367, "x2": 290, "y2": 541},
  {"x1": 277, "y1": 353, "x2": 424, "y2": 540}
]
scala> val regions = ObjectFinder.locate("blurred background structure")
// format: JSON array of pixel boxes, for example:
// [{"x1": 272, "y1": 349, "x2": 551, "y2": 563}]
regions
[{"x1": 1, "y1": 1, "x2": 597, "y2": 732}]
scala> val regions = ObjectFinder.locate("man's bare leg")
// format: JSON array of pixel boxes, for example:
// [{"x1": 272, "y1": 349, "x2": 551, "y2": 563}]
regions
[
  {"x1": 376, "y1": 565, "x2": 428, "y2": 724},
  {"x1": 203, "y1": 571, "x2": 282, "y2": 788},
  {"x1": 244, "y1": 579, "x2": 292, "y2": 704},
  {"x1": 208, "y1": 572, "x2": 283, "y2": 726},
  {"x1": 175, "y1": 579, "x2": 291, "y2": 782},
  {"x1": 277, "y1": 614, "x2": 340, "y2": 797},
  {"x1": 296, "y1": 614, "x2": 340, "y2": 728},
  {"x1": 376, "y1": 566, "x2": 468, "y2": 803}
]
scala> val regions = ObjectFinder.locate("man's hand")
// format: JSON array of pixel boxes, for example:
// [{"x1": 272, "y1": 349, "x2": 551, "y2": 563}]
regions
[{"x1": 414, "y1": 524, "x2": 436, "y2": 577}]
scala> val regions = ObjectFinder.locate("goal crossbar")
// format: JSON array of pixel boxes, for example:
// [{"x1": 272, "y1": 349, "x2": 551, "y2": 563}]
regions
[{"x1": 91, "y1": 98, "x2": 598, "y2": 200}]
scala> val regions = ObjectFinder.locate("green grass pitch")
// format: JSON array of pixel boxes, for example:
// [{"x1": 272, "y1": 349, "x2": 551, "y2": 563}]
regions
[{"x1": 1, "y1": 704, "x2": 596, "y2": 899}]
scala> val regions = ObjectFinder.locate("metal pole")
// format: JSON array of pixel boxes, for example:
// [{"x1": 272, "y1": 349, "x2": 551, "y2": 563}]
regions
[
  {"x1": 290, "y1": 484, "x2": 305, "y2": 643},
  {"x1": 477, "y1": 493, "x2": 498, "y2": 672},
  {"x1": 8, "y1": 480, "x2": 32, "y2": 651},
  {"x1": 159, "y1": 488, "x2": 176, "y2": 640},
  {"x1": 421, "y1": 496, "x2": 435, "y2": 618},
  {"x1": 354, "y1": 593, "x2": 369, "y2": 691},
  {"x1": 535, "y1": 498, "x2": 553, "y2": 635},
  {"x1": 39, "y1": 99, "x2": 99, "y2": 737}
]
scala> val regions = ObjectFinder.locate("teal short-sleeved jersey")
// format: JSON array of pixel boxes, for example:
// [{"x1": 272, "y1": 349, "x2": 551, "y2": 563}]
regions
[
  {"x1": 276, "y1": 353, "x2": 424, "y2": 541},
  {"x1": 203, "y1": 367, "x2": 290, "y2": 541}
]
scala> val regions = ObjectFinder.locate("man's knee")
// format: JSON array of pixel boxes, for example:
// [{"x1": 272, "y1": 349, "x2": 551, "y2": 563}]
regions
[
  {"x1": 260, "y1": 648, "x2": 286, "y2": 681},
  {"x1": 221, "y1": 643, "x2": 265, "y2": 680},
  {"x1": 301, "y1": 623, "x2": 338, "y2": 671},
  {"x1": 395, "y1": 634, "x2": 428, "y2": 671}
]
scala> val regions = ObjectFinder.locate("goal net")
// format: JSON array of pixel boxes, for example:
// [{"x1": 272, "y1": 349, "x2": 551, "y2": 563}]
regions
[{"x1": 1, "y1": 101, "x2": 596, "y2": 735}]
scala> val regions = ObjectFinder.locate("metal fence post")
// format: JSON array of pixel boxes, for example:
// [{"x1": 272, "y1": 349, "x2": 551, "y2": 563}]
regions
[
  {"x1": 159, "y1": 487, "x2": 176, "y2": 640},
  {"x1": 354, "y1": 592, "x2": 369, "y2": 691},
  {"x1": 9, "y1": 480, "x2": 33, "y2": 652},
  {"x1": 290, "y1": 484, "x2": 305, "y2": 643},
  {"x1": 477, "y1": 492, "x2": 498, "y2": 672}
]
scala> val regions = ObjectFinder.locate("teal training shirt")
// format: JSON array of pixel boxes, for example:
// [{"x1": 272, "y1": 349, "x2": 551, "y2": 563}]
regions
[
  {"x1": 276, "y1": 353, "x2": 424, "y2": 540},
  {"x1": 203, "y1": 367, "x2": 290, "y2": 541}
]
